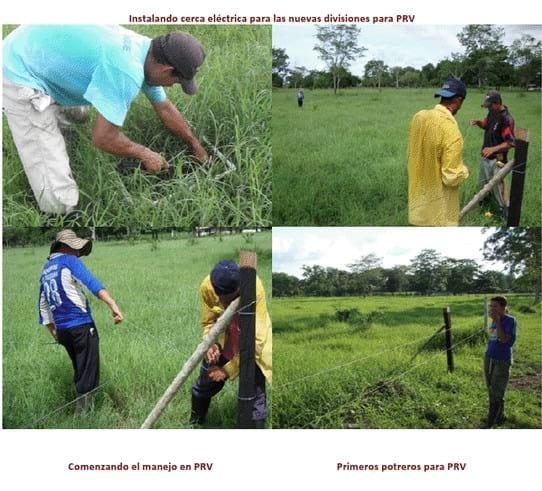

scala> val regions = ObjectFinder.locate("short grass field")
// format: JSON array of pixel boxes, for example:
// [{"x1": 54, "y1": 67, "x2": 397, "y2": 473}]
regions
[
  {"x1": 272, "y1": 88, "x2": 541, "y2": 226},
  {"x1": 3, "y1": 25, "x2": 271, "y2": 228},
  {"x1": 273, "y1": 295, "x2": 541, "y2": 429},
  {"x1": 2, "y1": 231, "x2": 271, "y2": 429}
]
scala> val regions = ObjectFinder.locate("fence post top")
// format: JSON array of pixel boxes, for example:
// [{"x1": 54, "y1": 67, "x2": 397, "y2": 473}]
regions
[{"x1": 240, "y1": 250, "x2": 257, "y2": 269}]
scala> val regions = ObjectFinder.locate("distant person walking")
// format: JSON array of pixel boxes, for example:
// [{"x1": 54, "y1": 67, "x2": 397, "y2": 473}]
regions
[
  {"x1": 407, "y1": 78, "x2": 470, "y2": 226},
  {"x1": 470, "y1": 91, "x2": 515, "y2": 219},
  {"x1": 39, "y1": 230, "x2": 124, "y2": 412},
  {"x1": 484, "y1": 296, "x2": 517, "y2": 428},
  {"x1": 296, "y1": 88, "x2": 304, "y2": 108}
]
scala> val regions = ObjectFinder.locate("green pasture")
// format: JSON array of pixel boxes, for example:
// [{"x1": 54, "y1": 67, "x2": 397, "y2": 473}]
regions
[
  {"x1": 2, "y1": 231, "x2": 271, "y2": 428},
  {"x1": 3, "y1": 25, "x2": 271, "y2": 228},
  {"x1": 273, "y1": 295, "x2": 541, "y2": 428},
  {"x1": 272, "y1": 88, "x2": 541, "y2": 226}
]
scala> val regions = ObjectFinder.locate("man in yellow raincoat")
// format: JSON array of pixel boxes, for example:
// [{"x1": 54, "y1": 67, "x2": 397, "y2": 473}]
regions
[
  {"x1": 407, "y1": 78, "x2": 470, "y2": 226},
  {"x1": 190, "y1": 260, "x2": 272, "y2": 427}
]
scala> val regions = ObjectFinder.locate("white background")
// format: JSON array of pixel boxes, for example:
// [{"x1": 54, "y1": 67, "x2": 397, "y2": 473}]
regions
[{"x1": 1, "y1": 0, "x2": 541, "y2": 489}]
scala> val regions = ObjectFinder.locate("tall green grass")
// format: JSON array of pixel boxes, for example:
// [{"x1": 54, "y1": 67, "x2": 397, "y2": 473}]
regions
[
  {"x1": 272, "y1": 88, "x2": 541, "y2": 226},
  {"x1": 3, "y1": 25, "x2": 271, "y2": 227},
  {"x1": 2, "y1": 231, "x2": 271, "y2": 428},
  {"x1": 273, "y1": 295, "x2": 541, "y2": 428}
]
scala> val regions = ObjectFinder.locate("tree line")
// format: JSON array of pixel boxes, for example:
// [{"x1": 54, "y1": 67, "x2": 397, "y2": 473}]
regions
[
  {"x1": 273, "y1": 229, "x2": 541, "y2": 302},
  {"x1": 273, "y1": 25, "x2": 541, "y2": 91}
]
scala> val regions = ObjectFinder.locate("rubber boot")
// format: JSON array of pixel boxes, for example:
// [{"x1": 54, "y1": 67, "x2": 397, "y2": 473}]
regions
[
  {"x1": 190, "y1": 395, "x2": 211, "y2": 425},
  {"x1": 75, "y1": 392, "x2": 93, "y2": 415},
  {"x1": 254, "y1": 419, "x2": 267, "y2": 429}
]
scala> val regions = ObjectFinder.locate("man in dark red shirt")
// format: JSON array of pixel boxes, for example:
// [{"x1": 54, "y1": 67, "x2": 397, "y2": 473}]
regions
[{"x1": 470, "y1": 91, "x2": 515, "y2": 218}]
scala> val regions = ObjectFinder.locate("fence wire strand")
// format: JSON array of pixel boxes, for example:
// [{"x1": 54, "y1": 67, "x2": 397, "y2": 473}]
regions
[
  {"x1": 274, "y1": 324, "x2": 447, "y2": 391},
  {"x1": 300, "y1": 327, "x2": 487, "y2": 428},
  {"x1": 29, "y1": 300, "x2": 257, "y2": 428}
]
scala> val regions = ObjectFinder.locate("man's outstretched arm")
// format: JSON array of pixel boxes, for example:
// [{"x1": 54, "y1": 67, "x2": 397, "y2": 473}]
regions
[
  {"x1": 151, "y1": 100, "x2": 209, "y2": 162},
  {"x1": 92, "y1": 113, "x2": 168, "y2": 172}
]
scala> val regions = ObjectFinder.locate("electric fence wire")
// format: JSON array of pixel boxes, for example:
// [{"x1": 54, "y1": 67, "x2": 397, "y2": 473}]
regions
[
  {"x1": 301, "y1": 327, "x2": 487, "y2": 428},
  {"x1": 29, "y1": 300, "x2": 257, "y2": 428},
  {"x1": 274, "y1": 324, "x2": 448, "y2": 391}
]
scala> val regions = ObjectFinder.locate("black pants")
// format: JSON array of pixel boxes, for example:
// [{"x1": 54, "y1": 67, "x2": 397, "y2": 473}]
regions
[
  {"x1": 191, "y1": 355, "x2": 268, "y2": 422},
  {"x1": 297, "y1": 98, "x2": 303, "y2": 107},
  {"x1": 56, "y1": 323, "x2": 100, "y2": 396}
]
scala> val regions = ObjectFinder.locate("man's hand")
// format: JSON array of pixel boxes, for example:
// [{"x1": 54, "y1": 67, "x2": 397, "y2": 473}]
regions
[
  {"x1": 46, "y1": 323, "x2": 58, "y2": 341},
  {"x1": 490, "y1": 310, "x2": 500, "y2": 322},
  {"x1": 207, "y1": 366, "x2": 228, "y2": 382},
  {"x1": 110, "y1": 303, "x2": 124, "y2": 324},
  {"x1": 98, "y1": 290, "x2": 124, "y2": 324},
  {"x1": 205, "y1": 344, "x2": 221, "y2": 364},
  {"x1": 481, "y1": 146, "x2": 495, "y2": 158},
  {"x1": 469, "y1": 119, "x2": 478, "y2": 126},
  {"x1": 141, "y1": 149, "x2": 169, "y2": 172},
  {"x1": 191, "y1": 143, "x2": 209, "y2": 163},
  {"x1": 152, "y1": 100, "x2": 209, "y2": 163}
]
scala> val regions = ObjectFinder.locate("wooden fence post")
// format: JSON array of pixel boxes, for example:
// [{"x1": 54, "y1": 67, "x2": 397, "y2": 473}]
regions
[
  {"x1": 140, "y1": 297, "x2": 240, "y2": 429},
  {"x1": 443, "y1": 307, "x2": 454, "y2": 373},
  {"x1": 507, "y1": 128, "x2": 529, "y2": 227},
  {"x1": 459, "y1": 159, "x2": 515, "y2": 220},
  {"x1": 238, "y1": 250, "x2": 257, "y2": 428}
]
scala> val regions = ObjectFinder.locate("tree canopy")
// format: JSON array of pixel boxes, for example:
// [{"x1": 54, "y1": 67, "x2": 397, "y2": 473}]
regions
[{"x1": 274, "y1": 25, "x2": 541, "y2": 90}]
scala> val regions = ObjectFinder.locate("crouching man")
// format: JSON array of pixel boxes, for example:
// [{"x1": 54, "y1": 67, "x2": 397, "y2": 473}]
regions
[
  {"x1": 39, "y1": 229, "x2": 124, "y2": 412},
  {"x1": 191, "y1": 260, "x2": 272, "y2": 428}
]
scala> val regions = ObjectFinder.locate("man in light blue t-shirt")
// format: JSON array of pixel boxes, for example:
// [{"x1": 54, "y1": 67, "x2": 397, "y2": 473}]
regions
[{"x1": 3, "y1": 25, "x2": 208, "y2": 215}]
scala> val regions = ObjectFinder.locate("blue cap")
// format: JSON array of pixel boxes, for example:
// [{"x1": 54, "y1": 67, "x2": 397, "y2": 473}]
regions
[
  {"x1": 434, "y1": 78, "x2": 467, "y2": 99},
  {"x1": 210, "y1": 260, "x2": 240, "y2": 295}
]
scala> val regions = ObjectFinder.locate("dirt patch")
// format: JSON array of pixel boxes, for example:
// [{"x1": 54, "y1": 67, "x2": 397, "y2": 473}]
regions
[{"x1": 509, "y1": 373, "x2": 541, "y2": 391}]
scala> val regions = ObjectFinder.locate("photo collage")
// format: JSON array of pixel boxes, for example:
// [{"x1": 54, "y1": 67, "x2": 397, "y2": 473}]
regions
[{"x1": 2, "y1": 23, "x2": 541, "y2": 433}]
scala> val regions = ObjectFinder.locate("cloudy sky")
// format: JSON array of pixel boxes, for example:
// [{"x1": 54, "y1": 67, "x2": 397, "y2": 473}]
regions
[
  {"x1": 273, "y1": 227, "x2": 505, "y2": 277},
  {"x1": 273, "y1": 25, "x2": 542, "y2": 76}
]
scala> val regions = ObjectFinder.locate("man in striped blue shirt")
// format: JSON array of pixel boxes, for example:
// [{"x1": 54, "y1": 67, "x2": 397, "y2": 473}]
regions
[{"x1": 39, "y1": 229, "x2": 123, "y2": 412}]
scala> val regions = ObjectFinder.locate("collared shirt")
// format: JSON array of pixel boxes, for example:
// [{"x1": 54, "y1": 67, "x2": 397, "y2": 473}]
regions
[
  {"x1": 199, "y1": 274, "x2": 272, "y2": 382},
  {"x1": 3, "y1": 25, "x2": 167, "y2": 126},
  {"x1": 407, "y1": 104, "x2": 470, "y2": 226},
  {"x1": 480, "y1": 106, "x2": 515, "y2": 161},
  {"x1": 38, "y1": 253, "x2": 104, "y2": 330}
]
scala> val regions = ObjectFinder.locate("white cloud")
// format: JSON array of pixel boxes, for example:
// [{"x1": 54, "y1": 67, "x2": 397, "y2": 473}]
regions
[
  {"x1": 273, "y1": 24, "x2": 542, "y2": 76},
  {"x1": 273, "y1": 227, "x2": 502, "y2": 277}
]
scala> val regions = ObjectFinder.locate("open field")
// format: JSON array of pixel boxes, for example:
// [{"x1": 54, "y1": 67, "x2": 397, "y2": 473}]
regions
[
  {"x1": 3, "y1": 25, "x2": 271, "y2": 228},
  {"x1": 272, "y1": 88, "x2": 541, "y2": 226},
  {"x1": 273, "y1": 295, "x2": 541, "y2": 428},
  {"x1": 2, "y1": 231, "x2": 271, "y2": 428}
]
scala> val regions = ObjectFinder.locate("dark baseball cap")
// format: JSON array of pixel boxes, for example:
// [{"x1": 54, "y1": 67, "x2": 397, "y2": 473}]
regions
[
  {"x1": 210, "y1": 260, "x2": 240, "y2": 295},
  {"x1": 152, "y1": 32, "x2": 205, "y2": 95},
  {"x1": 434, "y1": 78, "x2": 467, "y2": 99},
  {"x1": 481, "y1": 90, "x2": 502, "y2": 107}
]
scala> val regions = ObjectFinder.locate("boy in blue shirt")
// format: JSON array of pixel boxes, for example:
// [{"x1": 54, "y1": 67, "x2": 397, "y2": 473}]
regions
[
  {"x1": 39, "y1": 229, "x2": 123, "y2": 412},
  {"x1": 484, "y1": 296, "x2": 517, "y2": 428},
  {"x1": 4, "y1": 26, "x2": 208, "y2": 215}
]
